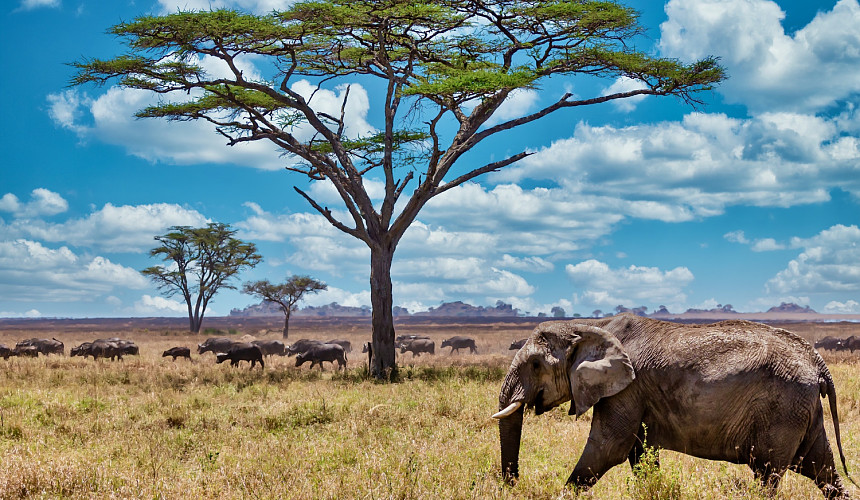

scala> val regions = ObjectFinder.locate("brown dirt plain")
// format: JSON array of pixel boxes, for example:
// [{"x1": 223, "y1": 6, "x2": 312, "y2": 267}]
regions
[{"x1": 0, "y1": 316, "x2": 858, "y2": 499}]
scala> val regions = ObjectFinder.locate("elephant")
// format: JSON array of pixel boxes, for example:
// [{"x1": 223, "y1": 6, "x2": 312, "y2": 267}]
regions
[
  {"x1": 216, "y1": 343, "x2": 264, "y2": 369},
  {"x1": 441, "y1": 336, "x2": 478, "y2": 354},
  {"x1": 494, "y1": 314, "x2": 852, "y2": 498}
]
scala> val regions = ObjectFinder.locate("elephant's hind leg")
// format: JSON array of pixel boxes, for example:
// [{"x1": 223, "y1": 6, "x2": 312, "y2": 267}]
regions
[{"x1": 794, "y1": 427, "x2": 848, "y2": 499}]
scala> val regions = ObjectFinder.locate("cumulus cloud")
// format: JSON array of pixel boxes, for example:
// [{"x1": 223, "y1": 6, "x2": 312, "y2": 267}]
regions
[
  {"x1": 565, "y1": 259, "x2": 695, "y2": 310},
  {"x1": 16, "y1": 0, "x2": 59, "y2": 10},
  {"x1": 3, "y1": 202, "x2": 209, "y2": 253},
  {"x1": 133, "y1": 295, "x2": 187, "y2": 315},
  {"x1": 766, "y1": 224, "x2": 860, "y2": 294},
  {"x1": 823, "y1": 300, "x2": 860, "y2": 314},
  {"x1": 482, "y1": 89, "x2": 541, "y2": 127},
  {"x1": 0, "y1": 309, "x2": 42, "y2": 318},
  {"x1": 0, "y1": 239, "x2": 148, "y2": 302},
  {"x1": 601, "y1": 76, "x2": 649, "y2": 112},
  {"x1": 492, "y1": 112, "x2": 860, "y2": 214},
  {"x1": 724, "y1": 230, "x2": 786, "y2": 251},
  {"x1": 495, "y1": 254, "x2": 554, "y2": 273},
  {"x1": 660, "y1": 0, "x2": 860, "y2": 113},
  {"x1": 0, "y1": 189, "x2": 68, "y2": 218}
]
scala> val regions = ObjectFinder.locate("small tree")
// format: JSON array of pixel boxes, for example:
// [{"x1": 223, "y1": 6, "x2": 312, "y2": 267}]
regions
[
  {"x1": 242, "y1": 275, "x2": 327, "y2": 339},
  {"x1": 72, "y1": 1, "x2": 724, "y2": 378},
  {"x1": 551, "y1": 306, "x2": 566, "y2": 318},
  {"x1": 142, "y1": 223, "x2": 262, "y2": 332}
]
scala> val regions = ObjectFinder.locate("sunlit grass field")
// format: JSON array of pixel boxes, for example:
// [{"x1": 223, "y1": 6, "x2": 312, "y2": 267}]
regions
[{"x1": 1, "y1": 322, "x2": 858, "y2": 499}]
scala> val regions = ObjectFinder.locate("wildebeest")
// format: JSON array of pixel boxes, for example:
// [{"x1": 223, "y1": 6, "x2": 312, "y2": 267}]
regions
[
  {"x1": 251, "y1": 339, "x2": 286, "y2": 356},
  {"x1": 395, "y1": 334, "x2": 430, "y2": 348},
  {"x1": 197, "y1": 337, "x2": 235, "y2": 355},
  {"x1": 400, "y1": 338, "x2": 435, "y2": 357},
  {"x1": 162, "y1": 346, "x2": 192, "y2": 361},
  {"x1": 814, "y1": 336, "x2": 846, "y2": 352},
  {"x1": 295, "y1": 343, "x2": 347, "y2": 370},
  {"x1": 16, "y1": 338, "x2": 64, "y2": 356},
  {"x1": 509, "y1": 338, "x2": 527, "y2": 350},
  {"x1": 216, "y1": 343, "x2": 264, "y2": 369},
  {"x1": 326, "y1": 339, "x2": 352, "y2": 353},
  {"x1": 286, "y1": 339, "x2": 325, "y2": 356},
  {"x1": 441, "y1": 336, "x2": 478, "y2": 354}
]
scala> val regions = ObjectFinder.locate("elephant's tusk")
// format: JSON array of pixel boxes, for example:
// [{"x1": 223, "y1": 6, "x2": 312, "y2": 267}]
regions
[{"x1": 492, "y1": 401, "x2": 522, "y2": 419}]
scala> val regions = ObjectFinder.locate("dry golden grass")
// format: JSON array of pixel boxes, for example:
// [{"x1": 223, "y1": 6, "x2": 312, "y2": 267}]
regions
[{"x1": 0, "y1": 319, "x2": 858, "y2": 499}]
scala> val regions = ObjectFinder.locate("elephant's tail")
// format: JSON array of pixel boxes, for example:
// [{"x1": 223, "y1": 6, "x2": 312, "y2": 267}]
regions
[{"x1": 821, "y1": 367, "x2": 856, "y2": 486}]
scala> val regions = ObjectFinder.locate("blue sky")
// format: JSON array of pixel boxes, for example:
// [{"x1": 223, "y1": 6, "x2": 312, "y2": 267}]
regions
[{"x1": 1, "y1": 0, "x2": 859, "y2": 319}]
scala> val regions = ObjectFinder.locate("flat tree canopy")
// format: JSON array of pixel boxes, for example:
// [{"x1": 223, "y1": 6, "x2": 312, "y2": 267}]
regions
[
  {"x1": 142, "y1": 223, "x2": 262, "y2": 333},
  {"x1": 72, "y1": 0, "x2": 725, "y2": 378},
  {"x1": 242, "y1": 275, "x2": 327, "y2": 339}
]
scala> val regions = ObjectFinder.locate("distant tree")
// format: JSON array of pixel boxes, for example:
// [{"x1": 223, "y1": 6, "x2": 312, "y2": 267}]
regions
[
  {"x1": 72, "y1": 2, "x2": 724, "y2": 378},
  {"x1": 242, "y1": 275, "x2": 327, "y2": 339},
  {"x1": 592, "y1": 310, "x2": 604, "y2": 318},
  {"x1": 142, "y1": 223, "x2": 262, "y2": 333},
  {"x1": 551, "y1": 306, "x2": 566, "y2": 318}
]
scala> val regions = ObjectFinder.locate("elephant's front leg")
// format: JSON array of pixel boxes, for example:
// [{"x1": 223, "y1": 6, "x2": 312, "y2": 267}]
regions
[{"x1": 567, "y1": 399, "x2": 642, "y2": 490}]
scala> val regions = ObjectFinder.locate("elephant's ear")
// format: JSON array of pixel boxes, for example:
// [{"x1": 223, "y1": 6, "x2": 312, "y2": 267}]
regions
[{"x1": 566, "y1": 324, "x2": 635, "y2": 417}]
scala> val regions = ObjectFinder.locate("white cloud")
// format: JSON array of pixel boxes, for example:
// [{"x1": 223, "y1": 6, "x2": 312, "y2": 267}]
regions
[
  {"x1": 766, "y1": 224, "x2": 860, "y2": 294},
  {"x1": 0, "y1": 309, "x2": 41, "y2": 318},
  {"x1": 0, "y1": 189, "x2": 68, "y2": 218},
  {"x1": 601, "y1": 76, "x2": 648, "y2": 112},
  {"x1": 17, "y1": 0, "x2": 59, "y2": 10},
  {"x1": 492, "y1": 112, "x2": 860, "y2": 215},
  {"x1": 565, "y1": 259, "x2": 695, "y2": 310},
  {"x1": 660, "y1": 0, "x2": 860, "y2": 113},
  {"x1": 0, "y1": 239, "x2": 148, "y2": 302},
  {"x1": 724, "y1": 230, "x2": 786, "y2": 251},
  {"x1": 823, "y1": 300, "x2": 860, "y2": 314},
  {"x1": 4, "y1": 202, "x2": 209, "y2": 252},
  {"x1": 483, "y1": 89, "x2": 541, "y2": 127},
  {"x1": 133, "y1": 294, "x2": 187, "y2": 315},
  {"x1": 495, "y1": 254, "x2": 554, "y2": 273},
  {"x1": 302, "y1": 286, "x2": 371, "y2": 309}
]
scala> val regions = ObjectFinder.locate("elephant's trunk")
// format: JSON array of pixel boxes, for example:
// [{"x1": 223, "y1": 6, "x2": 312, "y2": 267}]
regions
[{"x1": 498, "y1": 368, "x2": 526, "y2": 482}]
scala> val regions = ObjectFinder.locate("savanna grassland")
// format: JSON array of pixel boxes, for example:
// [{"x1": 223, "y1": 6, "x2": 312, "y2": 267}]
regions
[{"x1": 0, "y1": 317, "x2": 858, "y2": 499}]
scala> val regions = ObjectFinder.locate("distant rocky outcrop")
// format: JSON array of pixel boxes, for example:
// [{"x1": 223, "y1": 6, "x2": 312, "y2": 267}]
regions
[
  {"x1": 766, "y1": 302, "x2": 816, "y2": 314},
  {"x1": 412, "y1": 301, "x2": 519, "y2": 317},
  {"x1": 681, "y1": 304, "x2": 738, "y2": 315},
  {"x1": 230, "y1": 300, "x2": 517, "y2": 318}
]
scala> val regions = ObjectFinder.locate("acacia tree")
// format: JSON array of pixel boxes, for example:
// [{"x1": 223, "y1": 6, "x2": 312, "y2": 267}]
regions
[
  {"x1": 72, "y1": 0, "x2": 724, "y2": 378},
  {"x1": 242, "y1": 275, "x2": 327, "y2": 339},
  {"x1": 142, "y1": 223, "x2": 262, "y2": 332}
]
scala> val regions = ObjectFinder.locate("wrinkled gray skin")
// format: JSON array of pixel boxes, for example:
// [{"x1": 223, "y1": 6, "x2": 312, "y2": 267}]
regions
[
  {"x1": 400, "y1": 338, "x2": 434, "y2": 357},
  {"x1": 295, "y1": 343, "x2": 346, "y2": 370},
  {"x1": 496, "y1": 314, "x2": 851, "y2": 499},
  {"x1": 441, "y1": 336, "x2": 478, "y2": 354}
]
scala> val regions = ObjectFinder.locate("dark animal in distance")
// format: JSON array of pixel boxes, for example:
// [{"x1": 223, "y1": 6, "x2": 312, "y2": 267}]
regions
[
  {"x1": 326, "y1": 339, "x2": 352, "y2": 353},
  {"x1": 395, "y1": 334, "x2": 430, "y2": 348},
  {"x1": 286, "y1": 339, "x2": 325, "y2": 356},
  {"x1": 509, "y1": 338, "x2": 527, "y2": 350},
  {"x1": 95, "y1": 338, "x2": 138, "y2": 355},
  {"x1": 162, "y1": 346, "x2": 192, "y2": 361},
  {"x1": 441, "y1": 336, "x2": 477, "y2": 354},
  {"x1": 70, "y1": 340, "x2": 125, "y2": 361},
  {"x1": 197, "y1": 337, "x2": 235, "y2": 355},
  {"x1": 400, "y1": 338, "x2": 434, "y2": 357},
  {"x1": 216, "y1": 343, "x2": 264, "y2": 369},
  {"x1": 495, "y1": 314, "x2": 853, "y2": 498},
  {"x1": 814, "y1": 336, "x2": 846, "y2": 352},
  {"x1": 295, "y1": 343, "x2": 347, "y2": 370},
  {"x1": 16, "y1": 338, "x2": 64, "y2": 356},
  {"x1": 251, "y1": 339, "x2": 286, "y2": 356},
  {"x1": 13, "y1": 345, "x2": 39, "y2": 357},
  {"x1": 0, "y1": 344, "x2": 11, "y2": 359}
]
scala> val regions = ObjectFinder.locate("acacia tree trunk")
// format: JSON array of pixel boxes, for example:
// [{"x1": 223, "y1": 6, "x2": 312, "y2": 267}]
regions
[
  {"x1": 282, "y1": 309, "x2": 290, "y2": 339},
  {"x1": 369, "y1": 244, "x2": 397, "y2": 379}
]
